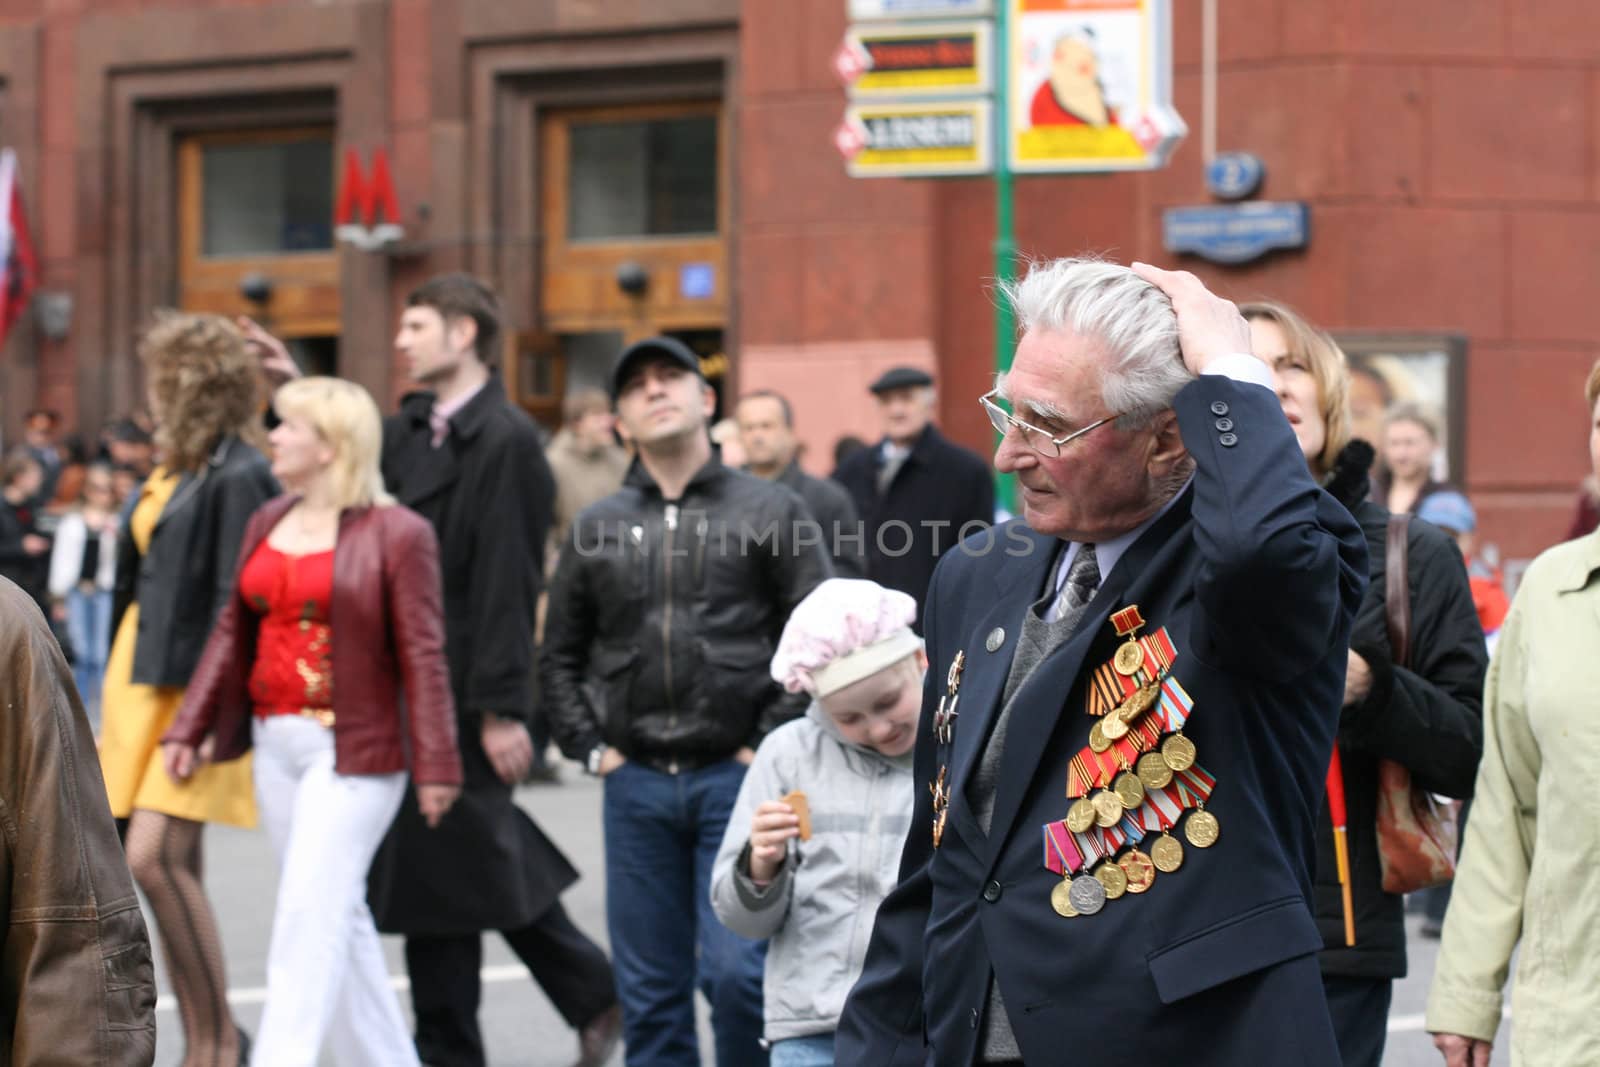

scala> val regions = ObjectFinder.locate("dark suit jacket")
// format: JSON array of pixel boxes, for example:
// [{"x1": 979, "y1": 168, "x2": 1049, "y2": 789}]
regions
[
  {"x1": 110, "y1": 436, "x2": 277, "y2": 688},
  {"x1": 837, "y1": 375, "x2": 1369, "y2": 1066},
  {"x1": 833, "y1": 424, "x2": 993, "y2": 631},
  {"x1": 368, "y1": 374, "x2": 578, "y2": 935}
]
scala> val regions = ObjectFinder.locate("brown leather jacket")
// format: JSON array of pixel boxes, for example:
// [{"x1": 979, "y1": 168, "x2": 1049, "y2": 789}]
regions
[
  {"x1": 166, "y1": 497, "x2": 462, "y2": 785},
  {"x1": 0, "y1": 580, "x2": 156, "y2": 1066}
]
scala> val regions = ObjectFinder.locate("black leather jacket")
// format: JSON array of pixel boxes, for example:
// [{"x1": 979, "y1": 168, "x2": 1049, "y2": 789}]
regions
[
  {"x1": 542, "y1": 455, "x2": 831, "y2": 773},
  {"x1": 111, "y1": 436, "x2": 278, "y2": 688}
]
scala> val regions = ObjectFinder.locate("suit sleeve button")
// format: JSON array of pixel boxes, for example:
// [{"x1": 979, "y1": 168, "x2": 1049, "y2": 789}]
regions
[
  {"x1": 1219, "y1": 432, "x2": 1239, "y2": 447},
  {"x1": 1214, "y1": 417, "x2": 1234, "y2": 431},
  {"x1": 1210, "y1": 400, "x2": 1229, "y2": 416}
]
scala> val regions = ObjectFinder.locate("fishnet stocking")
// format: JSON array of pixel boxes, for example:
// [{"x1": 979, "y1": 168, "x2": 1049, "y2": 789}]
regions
[{"x1": 124, "y1": 809, "x2": 240, "y2": 1067}]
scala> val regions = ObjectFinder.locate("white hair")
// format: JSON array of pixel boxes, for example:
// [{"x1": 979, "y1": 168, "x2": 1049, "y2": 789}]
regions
[{"x1": 999, "y1": 257, "x2": 1193, "y2": 426}]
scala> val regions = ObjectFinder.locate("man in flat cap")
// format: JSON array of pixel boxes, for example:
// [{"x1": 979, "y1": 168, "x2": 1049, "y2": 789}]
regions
[
  {"x1": 543, "y1": 336, "x2": 831, "y2": 1066},
  {"x1": 834, "y1": 366, "x2": 994, "y2": 630}
]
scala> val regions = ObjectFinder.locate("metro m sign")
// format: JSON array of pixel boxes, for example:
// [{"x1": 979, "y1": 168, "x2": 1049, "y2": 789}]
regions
[{"x1": 334, "y1": 148, "x2": 404, "y2": 250}]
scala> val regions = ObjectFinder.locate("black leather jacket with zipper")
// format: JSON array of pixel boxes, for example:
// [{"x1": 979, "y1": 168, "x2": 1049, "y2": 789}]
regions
[{"x1": 542, "y1": 455, "x2": 831, "y2": 774}]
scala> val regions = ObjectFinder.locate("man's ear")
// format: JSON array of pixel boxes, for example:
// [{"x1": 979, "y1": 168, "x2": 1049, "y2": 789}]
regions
[
  {"x1": 1147, "y1": 409, "x2": 1188, "y2": 473},
  {"x1": 448, "y1": 315, "x2": 478, "y2": 360},
  {"x1": 701, "y1": 381, "x2": 717, "y2": 417}
]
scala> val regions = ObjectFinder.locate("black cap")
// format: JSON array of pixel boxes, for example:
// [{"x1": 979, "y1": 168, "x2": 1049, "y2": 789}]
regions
[
  {"x1": 610, "y1": 336, "x2": 704, "y2": 400},
  {"x1": 868, "y1": 366, "x2": 935, "y2": 395}
]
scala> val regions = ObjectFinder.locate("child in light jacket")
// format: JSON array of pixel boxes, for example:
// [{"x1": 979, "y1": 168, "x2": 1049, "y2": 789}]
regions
[{"x1": 711, "y1": 578, "x2": 923, "y2": 1067}]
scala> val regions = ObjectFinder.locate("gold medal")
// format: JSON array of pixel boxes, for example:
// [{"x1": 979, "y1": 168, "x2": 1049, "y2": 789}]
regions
[
  {"x1": 1117, "y1": 680, "x2": 1160, "y2": 725},
  {"x1": 1088, "y1": 719, "x2": 1111, "y2": 753},
  {"x1": 1051, "y1": 878, "x2": 1080, "y2": 918},
  {"x1": 1151, "y1": 833, "x2": 1185, "y2": 873},
  {"x1": 1136, "y1": 750, "x2": 1173, "y2": 790},
  {"x1": 1091, "y1": 790, "x2": 1123, "y2": 828},
  {"x1": 1185, "y1": 808, "x2": 1221, "y2": 849},
  {"x1": 1118, "y1": 849, "x2": 1156, "y2": 894},
  {"x1": 1100, "y1": 708, "x2": 1130, "y2": 741},
  {"x1": 1113, "y1": 639, "x2": 1144, "y2": 676},
  {"x1": 1161, "y1": 732, "x2": 1197, "y2": 772},
  {"x1": 1113, "y1": 771, "x2": 1146, "y2": 810},
  {"x1": 1066, "y1": 797, "x2": 1097, "y2": 834},
  {"x1": 1095, "y1": 861, "x2": 1128, "y2": 900}
]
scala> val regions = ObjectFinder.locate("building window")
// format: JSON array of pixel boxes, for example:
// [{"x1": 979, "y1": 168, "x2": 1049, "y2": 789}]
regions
[
  {"x1": 192, "y1": 131, "x2": 334, "y2": 257},
  {"x1": 566, "y1": 114, "x2": 718, "y2": 241}
]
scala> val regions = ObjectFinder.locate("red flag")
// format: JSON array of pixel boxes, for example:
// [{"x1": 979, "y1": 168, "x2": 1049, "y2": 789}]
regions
[{"x1": 0, "y1": 148, "x2": 37, "y2": 349}]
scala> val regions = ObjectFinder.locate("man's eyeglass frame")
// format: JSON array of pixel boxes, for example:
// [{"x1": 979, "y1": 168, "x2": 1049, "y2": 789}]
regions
[{"x1": 979, "y1": 390, "x2": 1120, "y2": 459}]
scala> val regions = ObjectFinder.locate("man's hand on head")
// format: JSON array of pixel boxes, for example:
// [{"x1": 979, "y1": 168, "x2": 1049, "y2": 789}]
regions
[{"x1": 1131, "y1": 262, "x2": 1253, "y2": 377}]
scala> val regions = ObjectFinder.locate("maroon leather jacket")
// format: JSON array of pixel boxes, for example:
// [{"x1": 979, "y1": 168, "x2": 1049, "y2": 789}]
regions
[{"x1": 165, "y1": 496, "x2": 463, "y2": 786}]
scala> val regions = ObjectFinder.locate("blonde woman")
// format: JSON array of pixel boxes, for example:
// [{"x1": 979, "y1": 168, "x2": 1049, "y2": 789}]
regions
[
  {"x1": 163, "y1": 377, "x2": 462, "y2": 1066},
  {"x1": 1243, "y1": 302, "x2": 1485, "y2": 1067},
  {"x1": 98, "y1": 311, "x2": 277, "y2": 1067}
]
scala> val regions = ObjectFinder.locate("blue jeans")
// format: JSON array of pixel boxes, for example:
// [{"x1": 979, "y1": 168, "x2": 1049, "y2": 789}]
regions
[
  {"x1": 602, "y1": 758, "x2": 767, "y2": 1067},
  {"x1": 65, "y1": 587, "x2": 112, "y2": 730},
  {"x1": 770, "y1": 1034, "x2": 835, "y2": 1067}
]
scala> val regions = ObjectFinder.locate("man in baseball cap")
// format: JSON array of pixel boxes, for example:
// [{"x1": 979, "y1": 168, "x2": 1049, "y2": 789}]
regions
[{"x1": 609, "y1": 336, "x2": 705, "y2": 401}]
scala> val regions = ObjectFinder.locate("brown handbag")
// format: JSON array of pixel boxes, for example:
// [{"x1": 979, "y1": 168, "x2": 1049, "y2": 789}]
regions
[{"x1": 1373, "y1": 513, "x2": 1459, "y2": 895}]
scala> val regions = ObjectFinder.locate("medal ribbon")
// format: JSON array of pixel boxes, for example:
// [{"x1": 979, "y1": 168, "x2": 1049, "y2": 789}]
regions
[
  {"x1": 1135, "y1": 779, "x2": 1184, "y2": 832},
  {"x1": 1088, "y1": 661, "x2": 1122, "y2": 717},
  {"x1": 1042, "y1": 821, "x2": 1087, "y2": 876},
  {"x1": 1117, "y1": 810, "x2": 1147, "y2": 844},
  {"x1": 1171, "y1": 763, "x2": 1217, "y2": 808},
  {"x1": 1071, "y1": 821, "x2": 1127, "y2": 867},
  {"x1": 1110, "y1": 606, "x2": 1145, "y2": 635}
]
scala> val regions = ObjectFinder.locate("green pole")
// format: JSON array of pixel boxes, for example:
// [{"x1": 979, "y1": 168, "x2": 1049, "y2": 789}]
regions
[{"x1": 992, "y1": 0, "x2": 1017, "y2": 514}]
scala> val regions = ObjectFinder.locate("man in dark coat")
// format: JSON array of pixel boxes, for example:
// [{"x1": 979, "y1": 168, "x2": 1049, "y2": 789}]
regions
[
  {"x1": 364, "y1": 274, "x2": 620, "y2": 1067},
  {"x1": 736, "y1": 389, "x2": 865, "y2": 577},
  {"x1": 837, "y1": 260, "x2": 1369, "y2": 1066},
  {"x1": 833, "y1": 366, "x2": 993, "y2": 630}
]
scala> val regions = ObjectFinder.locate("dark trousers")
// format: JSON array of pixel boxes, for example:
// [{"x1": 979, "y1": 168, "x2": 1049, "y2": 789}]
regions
[
  {"x1": 603, "y1": 758, "x2": 767, "y2": 1067},
  {"x1": 1321, "y1": 974, "x2": 1392, "y2": 1067},
  {"x1": 407, "y1": 900, "x2": 617, "y2": 1067}
]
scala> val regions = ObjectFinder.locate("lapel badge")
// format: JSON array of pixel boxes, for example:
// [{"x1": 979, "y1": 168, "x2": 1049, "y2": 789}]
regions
[{"x1": 985, "y1": 627, "x2": 1005, "y2": 653}]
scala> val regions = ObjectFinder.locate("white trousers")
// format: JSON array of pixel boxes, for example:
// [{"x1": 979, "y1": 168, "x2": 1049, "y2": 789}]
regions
[{"x1": 250, "y1": 715, "x2": 418, "y2": 1067}]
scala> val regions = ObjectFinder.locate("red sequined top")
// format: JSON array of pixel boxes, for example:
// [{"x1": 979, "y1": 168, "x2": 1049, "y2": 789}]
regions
[{"x1": 237, "y1": 541, "x2": 336, "y2": 717}]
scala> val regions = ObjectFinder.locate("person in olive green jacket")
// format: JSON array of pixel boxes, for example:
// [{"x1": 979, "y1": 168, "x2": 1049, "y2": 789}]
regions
[{"x1": 1425, "y1": 360, "x2": 1600, "y2": 1067}]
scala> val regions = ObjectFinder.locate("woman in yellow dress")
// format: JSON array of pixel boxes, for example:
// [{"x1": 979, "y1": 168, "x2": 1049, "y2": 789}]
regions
[{"x1": 98, "y1": 311, "x2": 278, "y2": 1067}]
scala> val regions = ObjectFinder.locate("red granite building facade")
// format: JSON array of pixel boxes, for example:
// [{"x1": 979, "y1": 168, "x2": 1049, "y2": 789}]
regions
[{"x1": 1, "y1": 0, "x2": 1595, "y2": 560}]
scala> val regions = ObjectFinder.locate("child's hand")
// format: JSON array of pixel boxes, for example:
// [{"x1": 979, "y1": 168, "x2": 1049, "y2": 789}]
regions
[{"x1": 748, "y1": 800, "x2": 801, "y2": 883}]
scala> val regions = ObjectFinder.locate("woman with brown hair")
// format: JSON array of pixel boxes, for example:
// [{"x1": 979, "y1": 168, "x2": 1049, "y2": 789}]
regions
[
  {"x1": 1242, "y1": 301, "x2": 1485, "y2": 1067},
  {"x1": 98, "y1": 311, "x2": 278, "y2": 1067}
]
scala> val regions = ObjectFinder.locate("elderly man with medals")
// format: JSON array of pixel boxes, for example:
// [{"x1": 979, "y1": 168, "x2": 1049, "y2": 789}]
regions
[{"x1": 836, "y1": 259, "x2": 1369, "y2": 1067}]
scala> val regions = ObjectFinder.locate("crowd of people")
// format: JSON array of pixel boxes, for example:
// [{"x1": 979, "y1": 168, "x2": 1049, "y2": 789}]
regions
[{"x1": 1, "y1": 257, "x2": 1594, "y2": 1067}]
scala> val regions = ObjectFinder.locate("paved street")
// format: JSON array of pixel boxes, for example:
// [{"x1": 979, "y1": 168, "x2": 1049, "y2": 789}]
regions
[{"x1": 150, "y1": 773, "x2": 1506, "y2": 1067}]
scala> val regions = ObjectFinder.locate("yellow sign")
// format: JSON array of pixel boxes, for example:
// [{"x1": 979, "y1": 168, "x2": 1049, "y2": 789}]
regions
[
  {"x1": 837, "y1": 100, "x2": 993, "y2": 178},
  {"x1": 841, "y1": 21, "x2": 993, "y2": 99}
]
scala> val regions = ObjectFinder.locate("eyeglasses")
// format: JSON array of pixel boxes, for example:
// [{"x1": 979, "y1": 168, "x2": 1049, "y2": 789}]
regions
[{"x1": 979, "y1": 390, "x2": 1119, "y2": 459}]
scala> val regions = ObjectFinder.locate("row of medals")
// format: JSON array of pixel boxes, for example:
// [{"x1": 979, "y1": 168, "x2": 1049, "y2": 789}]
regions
[{"x1": 1050, "y1": 637, "x2": 1220, "y2": 919}]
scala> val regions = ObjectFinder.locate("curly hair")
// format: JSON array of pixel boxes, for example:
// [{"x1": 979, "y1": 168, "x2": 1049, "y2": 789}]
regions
[{"x1": 138, "y1": 311, "x2": 266, "y2": 473}]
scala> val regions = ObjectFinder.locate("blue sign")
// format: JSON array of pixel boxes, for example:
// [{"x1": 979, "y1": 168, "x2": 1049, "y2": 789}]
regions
[
  {"x1": 1162, "y1": 202, "x2": 1309, "y2": 265},
  {"x1": 679, "y1": 262, "x2": 716, "y2": 300},
  {"x1": 1205, "y1": 152, "x2": 1264, "y2": 201}
]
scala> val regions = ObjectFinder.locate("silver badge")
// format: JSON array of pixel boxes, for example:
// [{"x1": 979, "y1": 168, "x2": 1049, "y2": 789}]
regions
[{"x1": 985, "y1": 627, "x2": 1006, "y2": 653}]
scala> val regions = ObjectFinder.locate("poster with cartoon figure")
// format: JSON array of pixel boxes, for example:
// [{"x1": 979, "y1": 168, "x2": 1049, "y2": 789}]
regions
[{"x1": 1010, "y1": 0, "x2": 1185, "y2": 172}]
